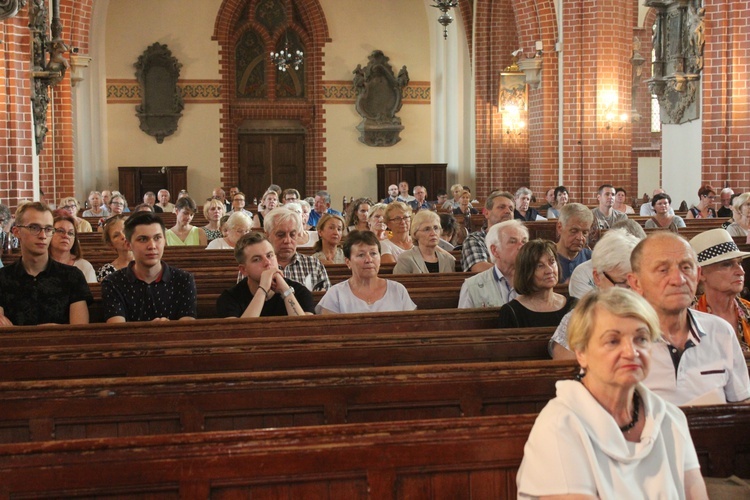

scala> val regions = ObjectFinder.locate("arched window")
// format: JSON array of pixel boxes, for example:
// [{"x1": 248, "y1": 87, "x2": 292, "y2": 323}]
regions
[{"x1": 236, "y1": 30, "x2": 267, "y2": 98}]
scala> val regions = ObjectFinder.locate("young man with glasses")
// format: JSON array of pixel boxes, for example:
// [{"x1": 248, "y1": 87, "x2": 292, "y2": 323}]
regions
[{"x1": 0, "y1": 202, "x2": 92, "y2": 326}]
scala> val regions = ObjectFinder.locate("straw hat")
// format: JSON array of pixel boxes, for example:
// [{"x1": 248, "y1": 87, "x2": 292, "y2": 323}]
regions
[{"x1": 689, "y1": 228, "x2": 750, "y2": 267}]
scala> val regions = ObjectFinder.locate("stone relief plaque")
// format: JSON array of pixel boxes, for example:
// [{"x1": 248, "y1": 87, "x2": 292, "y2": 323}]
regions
[{"x1": 134, "y1": 43, "x2": 184, "y2": 143}]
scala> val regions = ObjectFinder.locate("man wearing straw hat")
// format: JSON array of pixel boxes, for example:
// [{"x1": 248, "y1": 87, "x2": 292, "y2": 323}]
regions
[
  {"x1": 689, "y1": 228, "x2": 750, "y2": 351},
  {"x1": 628, "y1": 231, "x2": 750, "y2": 406}
]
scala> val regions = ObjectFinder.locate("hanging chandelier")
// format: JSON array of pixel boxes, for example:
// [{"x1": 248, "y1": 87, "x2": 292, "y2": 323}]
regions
[
  {"x1": 270, "y1": 44, "x2": 303, "y2": 72},
  {"x1": 432, "y1": 0, "x2": 459, "y2": 40}
]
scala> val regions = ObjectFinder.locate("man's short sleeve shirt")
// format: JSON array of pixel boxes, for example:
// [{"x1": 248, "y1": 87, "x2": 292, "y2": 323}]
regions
[{"x1": 461, "y1": 229, "x2": 488, "y2": 272}]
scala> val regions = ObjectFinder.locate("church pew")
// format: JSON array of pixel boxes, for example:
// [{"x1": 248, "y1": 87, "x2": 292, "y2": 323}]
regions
[
  {"x1": 0, "y1": 326, "x2": 554, "y2": 381},
  {"x1": 0, "y1": 359, "x2": 579, "y2": 443},
  {"x1": 0, "y1": 405, "x2": 747, "y2": 497}
]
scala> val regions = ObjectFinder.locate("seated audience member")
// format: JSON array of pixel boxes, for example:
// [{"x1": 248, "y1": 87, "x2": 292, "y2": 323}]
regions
[
  {"x1": 97, "y1": 214, "x2": 133, "y2": 282},
  {"x1": 216, "y1": 232, "x2": 314, "y2": 318},
  {"x1": 367, "y1": 203, "x2": 389, "y2": 241},
  {"x1": 556, "y1": 202, "x2": 593, "y2": 283},
  {"x1": 282, "y1": 188, "x2": 300, "y2": 205},
  {"x1": 537, "y1": 188, "x2": 555, "y2": 212},
  {"x1": 379, "y1": 201, "x2": 414, "y2": 264},
  {"x1": 437, "y1": 212, "x2": 458, "y2": 251},
  {"x1": 613, "y1": 187, "x2": 635, "y2": 214},
  {"x1": 298, "y1": 199, "x2": 313, "y2": 230},
  {"x1": 394, "y1": 210, "x2": 455, "y2": 274},
  {"x1": 101, "y1": 189, "x2": 112, "y2": 207},
  {"x1": 58, "y1": 196, "x2": 93, "y2": 233},
  {"x1": 229, "y1": 191, "x2": 253, "y2": 219},
  {"x1": 498, "y1": 239, "x2": 576, "y2": 328},
  {"x1": 49, "y1": 213, "x2": 97, "y2": 283},
  {"x1": 0, "y1": 202, "x2": 91, "y2": 326},
  {"x1": 213, "y1": 187, "x2": 232, "y2": 213},
  {"x1": 513, "y1": 187, "x2": 547, "y2": 221},
  {"x1": 177, "y1": 190, "x2": 190, "y2": 200},
  {"x1": 408, "y1": 185, "x2": 434, "y2": 212},
  {"x1": 132, "y1": 203, "x2": 154, "y2": 213},
  {"x1": 253, "y1": 190, "x2": 280, "y2": 228},
  {"x1": 434, "y1": 188, "x2": 448, "y2": 207},
  {"x1": 550, "y1": 228, "x2": 642, "y2": 359},
  {"x1": 202, "y1": 198, "x2": 225, "y2": 242},
  {"x1": 265, "y1": 207, "x2": 330, "y2": 291},
  {"x1": 156, "y1": 189, "x2": 175, "y2": 213},
  {"x1": 628, "y1": 231, "x2": 750, "y2": 405},
  {"x1": 285, "y1": 203, "x2": 318, "y2": 248},
  {"x1": 396, "y1": 180, "x2": 416, "y2": 203},
  {"x1": 644, "y1": 193, "x2": 686, "y2": 231},
  {"x1": 718, "y1": 187, "x2": 735, "y2": 218},
  {"x1": 517, "y1": 288, "x2": 708, "y2": 500},
  {"x1": 142, "y1": 191, "x2": 163, "y2": 213},
  {"x1": 458, "y1": 219, "x2": 528, "y2": 308},
  {"x1": 568, "y1": 219, "x2": 646, "y2": 299},
  {"x1": 726, "y1": 192, "x2": 750, "y2": 237},
  {"x1": 206, "y1": 211, "x2": 252, "y2": 249},
  {"x1": 545, "y1": 185, "x2": 569, "y2": 219},
  {"x1": 442, "y1": 183, "x2": 464, "y2": 210},
  {"x1": 462, "y1": 191, "x2": 515, "y2": 272},
  {"x1": 690, "y1": 228, "x2": 750, "y2": 351},
  {"x1": 639, "y1": 188, "x2": 675, "y2": 216},
  {"x1": 0, "y1": 203, "x2": 17, "y2": 253},
  {"x1": 311, "y1": 213, "x2": 346, "y2": 265},
  {"x1": 452, "y1": 190, "x2": 479, "y2": 218},
  {"x1": 166, "y1": 196, "x2": 208, "y2": 246},
  {"x1": 82, "y1": 190, "x2": 109, "y2": 218},
  {"x1": 346, "y1": 197, "x2": 372, "y2": 233},
  {"x1": 687, "y1": 184, "x2": 717, "y2": 219},
  {"x1": 316, "y1": 230, "x2": 416, "y2": 314},
  {"x1": 266, "y1": 184, "x2": 282, "y2": 197},
  {"x1": 382, "y1": 184, "x2": 399, "y2": 204},
  {"x1": 308, "y1": 190, "x2": 342, "y2": 228},
  {"x1": 102, "y1": 211, "x2": 197, "y2": 323},
  {"x1": 107, "y1": 193, "x2": 127, "y2": 217},
  {"x1": 591, "y1": 184, "x2": 628, "y2": 230}
]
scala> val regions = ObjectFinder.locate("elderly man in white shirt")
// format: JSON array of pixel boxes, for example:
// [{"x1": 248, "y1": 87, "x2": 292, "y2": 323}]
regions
[{"x1": 458, "y1": 219, "x2": 528, "y2": 308}]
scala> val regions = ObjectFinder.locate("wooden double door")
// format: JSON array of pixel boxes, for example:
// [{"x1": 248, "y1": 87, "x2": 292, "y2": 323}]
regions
[{"x1": 238, "y1": 134, "x2": 305, "y2": 201}]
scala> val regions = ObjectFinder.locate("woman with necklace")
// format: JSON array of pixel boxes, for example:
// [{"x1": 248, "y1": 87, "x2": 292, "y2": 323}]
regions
[
  {"x1": 686, "y1": 184, "x2": 717, "y2": 219},
  {"x1": 316, "y1": 230, "x2": 416, "y2": 314},
  {"x1": 202, "y1": 198, "x2": 225, "y2": 242},
  {"x1": 49, "y1": 213, "x2": 97, "y2": 283},
  {"x1": 690, "y1": 228, "x2": 750, "y2": 351},
  {"x1": 518, "y1": 288, "x2": 708, "y2": 499},
  {"x1": 393, "y1": 210, "x2": 455, "y2": 274},
  {"x1": 644, "y1": 193, "x2": 686, "y2": 232},
  {"x1": 166, "y1": 197, "x2": 207, "y2": 246},
  {"x1": 311, "y1": 213, "x2": 346, "y2": 265},
  {"x1": 96, "y1": 215, "x2": 134, "y2": 282},
  {"x1": 379, "y1": 201, "x2": 414, "y2": 264},
  {"x1": 498, "y1": 239, "x2": 576, "y2": 328},
  {"x1": 726, "y1": 192, "x2": 750, "y2": 237}
]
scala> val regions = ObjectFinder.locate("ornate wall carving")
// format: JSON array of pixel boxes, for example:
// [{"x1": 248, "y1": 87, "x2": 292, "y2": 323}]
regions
[
  {"x1": 352, "y1": 50, "x2": 409, "y2": 147},
  {"x1": 134, "y1": 43, "x2": 184, "y2": 144},
  {"x1": 0, "y1": 0, "x2": 26, "y2": 20},
  {"x1": 646, "y1": 0, "x2": 705, "y2": 124}
]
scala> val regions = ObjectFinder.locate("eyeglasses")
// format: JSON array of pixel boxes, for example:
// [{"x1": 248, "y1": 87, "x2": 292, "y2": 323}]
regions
[
  {"x1": 419, "y1": 225, "x2": 441, "y2": 234},
  {"x1": 285, "y1": 197, "x2": 298, "y2": 202},
  {"x1": 17, "y1": 224, "x2": 55, "y2": 236},
  {"x1": 110, "y1": 201, "x2": 124, "y2": 207},
  {"x1": 62, "y1": 204, "x2": 77, "y2": 211},
  {"x1": 603, "y1": 271, "x2": 630, "y2": 289},
  {"x1": 389, "y1": 216, "x2": 411, "y2": 224},
  {"x1": 53, "y1": 228, "x2": 76, "y2": 238}
]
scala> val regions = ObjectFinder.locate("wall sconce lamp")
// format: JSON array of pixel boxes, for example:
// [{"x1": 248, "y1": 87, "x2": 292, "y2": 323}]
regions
[
  {"x1": 602, "y1": 91, "x2": 629, "y2": 131},
  {"x1": 503, "y1": 105, "x2": 526, "y2": 135}
]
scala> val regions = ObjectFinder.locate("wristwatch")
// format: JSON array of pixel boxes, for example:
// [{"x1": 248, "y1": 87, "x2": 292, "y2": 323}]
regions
[{"x1": 281, "y1": 287, "x2": 295, "y2": 298}]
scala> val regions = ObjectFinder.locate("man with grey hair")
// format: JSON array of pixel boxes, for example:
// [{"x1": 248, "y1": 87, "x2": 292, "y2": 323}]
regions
[
  {"x1": 718, "y1": 187, "x2": 734, "y2": 218},
  {"x1": 458, "y1": 219, "x2": 528, "y2": 308},
  {"x1": 556, "y1": 203, "x2": 593, "y2": 283},
  {"x1": 308, "y1": 190, "x2": 341, "y2": 228},
  {"x1": 213, "y1": 187, "x2": 232, "y2": 213},
  {"x1": 628, "y1": 231, "x2": 750, "y2": 405},
  {"x1": 156, "y1": 189, "x2": 175, "y2": 213},
  {"x1": 264, "y1": 207, "x2": 330, "y2": 291},
  {"x1": 461, "y1": 191, "x2": 515, "y2": 272},
  {"x1": 513, "y1": 187, "x2": 547, "y2": 222},
  {"x1": 142, "y1": 191, "x2": 163, "y2": 213}
]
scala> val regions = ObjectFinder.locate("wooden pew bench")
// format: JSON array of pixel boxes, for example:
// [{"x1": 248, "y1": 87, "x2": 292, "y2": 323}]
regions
[
  {"x1": 0, "y1": 326, "x2": 554, "y2": 381},
  {"x1": 0, "y1": 359, "x2": 578, "y2": 443},
  {"x1": 0, "y1": 405, "x2": 747, "y2": 497}
]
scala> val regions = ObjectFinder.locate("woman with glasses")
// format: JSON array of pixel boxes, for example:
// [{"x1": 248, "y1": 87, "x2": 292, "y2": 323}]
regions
[
  {"x1": 497, "y1": 239, "x2": 575, "y2": 329},
  {"x1": 346, "y1": 198, "x2": 372, "y2": 233},
  {"x1": 96, "y1": 214, "x2": 133, "y2": 282},
  {"x1": 550, "y1": 228, "x2": 642, "y2": 360},
  {"x1": 379, "y1": 201, "x2": 414, "y2": 264},
  {"x1": 202, "y1": 198, "x2": 225, "y2": 242},
  {"x1": 316, "y1": 230, "x2": 416, "y2": 314},
  {"x1": 644, "y1": 193, "x2": 686, "y2": 231},
  {"x1": 686, "y1": 184, "x2": 717, "y2": 219},
  {"x1": 367, "y1": 203, "x2": 388, "y2": 241},
  {"x1": 393, "y1": 210, "x2": 455, "y2": 274},
  {"x1": 206, "y1": 211, "x2": 252, "y2": 249},
  {"x1": 726, "y1": 192, "x2": 750, "y2": 238},
  {"x1": 49, "y1": 213, "x2": 97, "y2": 282},
  {"x1": 108, "y1": 193, "x2": 127, "y2": 216},
  {"x1": 166, "y1": 196, "x2": 208, "y2": 246},
  {"x1": 58, "y1": 196, "x2": 93, "y2": 233}
]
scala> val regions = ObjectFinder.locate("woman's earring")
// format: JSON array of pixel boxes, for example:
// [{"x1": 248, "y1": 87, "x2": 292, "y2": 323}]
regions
[{"x1": 575, "y1": 367, "x2": 586, "y2": 381}]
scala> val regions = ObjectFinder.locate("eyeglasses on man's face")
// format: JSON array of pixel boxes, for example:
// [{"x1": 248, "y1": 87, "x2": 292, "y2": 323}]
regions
[
  {"x1": 17, "y1": 224, "x2": 55, "y2": 236},
  {"x1": 603, "y1": 271, "x2": 630, "y2": 288}
]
